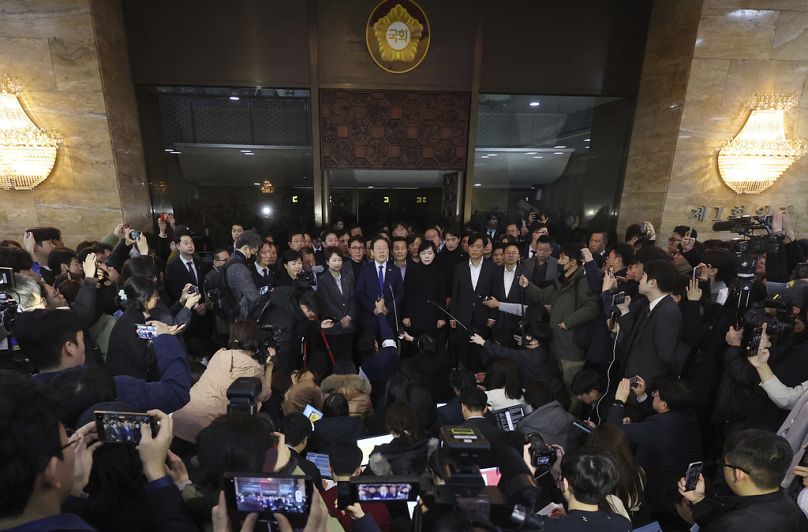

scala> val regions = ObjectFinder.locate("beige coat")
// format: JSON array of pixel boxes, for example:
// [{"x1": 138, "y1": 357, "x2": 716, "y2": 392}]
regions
[
  {"x1": 320, "y1": 373, "x2": 374, "y2": 418},
  {"x1": 172, "y1": 348, "x2": 271, "y2": 443}
]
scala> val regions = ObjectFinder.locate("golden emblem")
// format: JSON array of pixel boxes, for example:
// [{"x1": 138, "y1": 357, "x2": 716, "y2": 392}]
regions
[{"x1": 366, "y1": 1, "x2": 430, "y2": 74}]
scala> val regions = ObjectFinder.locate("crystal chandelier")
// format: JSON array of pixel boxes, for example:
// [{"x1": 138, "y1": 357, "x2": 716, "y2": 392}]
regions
[
  {"x1": 0, "y1": 76, "x2": 61, "y2": 190},
  {"x1": 259, "y1": 180, "x2": 275, "y2": 194},
  {"x1": 718, "y1": 92, "x2": 807, "y2": 194}
]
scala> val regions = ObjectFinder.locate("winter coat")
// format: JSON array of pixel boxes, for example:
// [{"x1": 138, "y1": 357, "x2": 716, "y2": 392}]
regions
[{"x1": 320, "y1": 373, "x2": 374, "y2": 418}]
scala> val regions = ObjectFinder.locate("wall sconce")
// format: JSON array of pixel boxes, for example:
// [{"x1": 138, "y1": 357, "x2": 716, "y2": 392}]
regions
[
  {"x1": 259, "y1": 180, "x2": 275, "y2": 195},
  {"x1": 0, "y1": 76, "x2": 61, "y2": 190},
  {"x1": 718, "y1": 92, "x2": 806, "y2": 194}
]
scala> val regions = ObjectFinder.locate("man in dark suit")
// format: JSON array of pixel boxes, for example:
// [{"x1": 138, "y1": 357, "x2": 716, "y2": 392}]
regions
[
  {"x1": 166, "y1": 229, "x2": 208, "y2": 304},
  {"x1": 250, "y1": 241, "x2": 276, "y2": 293},
  {"x1": 490, "y1": 242, "x2": 528, "y2": 347},
  {"x1": 616, "y1": 259, "x2": 689, "y2": 390},
  {"x1": 460, "y1": 386, "x2": 506, "y2": 460},
  {"x1": 520, "y1": 236, "x2": 558, "y2": 289},
  {"x1": 449, "y1": 233, "x2": 497, "y2": 370},
  {"x1": 587, "y1": 230, "x2": 609, "y2": 268},
  {"x1": 355, "y1": 236, "x2": 404, "y2": 337},
  {"x1": 484, "y1": 213, "x2": 501, "y2": 242}
]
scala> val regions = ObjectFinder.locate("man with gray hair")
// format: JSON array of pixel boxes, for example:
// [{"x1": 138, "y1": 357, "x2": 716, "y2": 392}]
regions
[{"x1": 222, "y1": 230, "x2": 266, "y2": 321}]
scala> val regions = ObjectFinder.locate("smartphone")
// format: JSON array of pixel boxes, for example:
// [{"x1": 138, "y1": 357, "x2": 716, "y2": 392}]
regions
[
  {"x1": 129, "y1": 230, "x2": 142, "y2": 241},
  {"x1": 224, "y1": 474, "x2": 312, "y2": 525},
  {"x1": 337, "y1": 481, "x2": 352, "y2": 509},
  {"x1": 187, "y1": 285, "x2": 199, "y2": 294},
  {"x1": 0, "y1": 267, "x2": 15, "y2": 290},
  {"x1": 684, "y1": 461, "x2": 703, "y2": 491},
  {"x1": 612, "y1": 292, "x2": 626, "y2": 306},
  {"x1": 629, "y1": 376, "x2": 640, "y2": 388},
  {"x1": 475, "y1": 372, "x2": 486, "y2": 385},
  {"x1": 571, "y1": 419, "x2": 593, "y2": 434},
  {"x1": 747, "y1": 325, "x2": 764, "y2": 357},
  {"x1": 94, "y1": 411, "x2": 158, "y2": 444},
  {"x1": 136, "y1": 324, "x2": 157, "y2": 340},
  {"x1": 351, "y1": 477, "x2": 420, "y2": 502},
  {"x1": 693, "y1": 266, "x2": 704, "y2": 279}
]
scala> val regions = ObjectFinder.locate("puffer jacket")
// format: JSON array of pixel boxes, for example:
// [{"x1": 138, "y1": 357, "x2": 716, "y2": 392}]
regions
[
  {"x1": 320, "y1": 373, "x2": 374, "y2": 418},
  {"x1": 525, "y1": 267, "x2": 599, "y2": 361}
]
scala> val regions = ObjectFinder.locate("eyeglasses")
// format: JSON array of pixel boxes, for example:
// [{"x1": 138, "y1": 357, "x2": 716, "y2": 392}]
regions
[
  {"x1": 668, "y1": 237, "x2": 682, "y2": 244},
  {"x1": 722, "y1": 458, "x2": 750, "y2": 475}
]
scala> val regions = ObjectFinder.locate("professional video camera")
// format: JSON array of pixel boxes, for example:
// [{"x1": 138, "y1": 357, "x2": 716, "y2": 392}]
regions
[
  {"x1": 0, "y1": 292, "x2": 18, "y2": 336},
  {"x1": 713, "y1": 215, "x2": 783, "y2": 320},
  {"x1": 255, "y1": 323, "x2": 283, "y2": 364},
  {"x1": 742, "y1": 293, "x2": 795, "y2": 352}
]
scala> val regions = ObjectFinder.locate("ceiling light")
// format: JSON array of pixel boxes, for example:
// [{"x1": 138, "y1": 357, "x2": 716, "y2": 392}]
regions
[
  {"x1": 229, "y1": 96, "x2": 240, "y2": 101},
  {"x1": 367, "y1": 186, "x2": 374, "y2": 189},
  {"x1": 526, "y1": 152, "x2": 538, "y2": 155},
  {"x1": 718, "y1": 92, "x2": 807, "y2": 194},
  {"x1": 170, "y1": 151, "x2": 182, "y2": 155},
  {"x1": 0, "y1": 76, "x2": 61, "y2": 190},
  {"x1": 474, "y1": 183, "x2": 482, "y2": 187},
  {"x1": 553, "y1": 152, "x2": 564, "y2": 155},
  {"x1": 529, "y1": 101, "x2": 540, "y2": 107},
  {"x1": 261, "y1": 206, "x2": 271, "y2": 216},
  {"x1": 243, "y1": 152, "x2": 254, "y2": 156},
  {"x1": 253, "y1": 182, "x2": 260, "y2": 186},
  {"x1": 481, "y1": 155, "x2": 489, "y2": 159},
  {"x1": 259, "y1": 180, "x2": 275, "y2": 194},
  {"x1": 239, "y1": 149, "x2": 252, "y2": 153},
  {"x1": 488, "y1": 153, "x2": 497, "y2": 157},
  {"x1": 532, "y1": 156, "x2": 543, "y2": 159},
  {"x1": 164, "y1": 148, "x2": 173, "y2": 152},
  {"x1": 584, "y1": 138, "x2": 591, "y2": 142},
  {"x1": 553, "y1": 145, "x2": 566, "y2": 149}
]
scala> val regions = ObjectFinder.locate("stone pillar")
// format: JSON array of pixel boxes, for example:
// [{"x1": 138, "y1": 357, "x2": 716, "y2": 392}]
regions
[{"x1": 0, "y1": 0, "x2": 150, "y2": 248}]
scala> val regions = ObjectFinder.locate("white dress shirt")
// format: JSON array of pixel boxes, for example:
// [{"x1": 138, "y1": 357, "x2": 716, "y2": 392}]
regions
[
  {"x1": 648, "y1": 293, "x2": 669, "y2": 313},
  {"x1": 503, "y1": 266, "x2": 516, "y2": 298},
  {"x1": 469, "y1": 259, "x2": 483, "y2": 290}
]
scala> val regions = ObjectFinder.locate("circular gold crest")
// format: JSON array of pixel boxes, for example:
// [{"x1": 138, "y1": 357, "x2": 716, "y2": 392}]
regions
[{"x1": 366, "y1": 0, "x2": 430, "y2": 74}]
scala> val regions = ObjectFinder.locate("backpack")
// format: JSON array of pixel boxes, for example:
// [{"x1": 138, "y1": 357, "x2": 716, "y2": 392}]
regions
[{"x1": 217, "y1": 261, "x2": 241, "y2": 321}]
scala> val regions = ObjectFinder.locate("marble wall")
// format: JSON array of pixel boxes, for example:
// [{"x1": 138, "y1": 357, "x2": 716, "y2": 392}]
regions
[
  {"x1": 619, "y1": 0, "x2": 808, "y2": 241},
  {"x1": 0, "y1": 0, "x2": 149, "y2": 248}
]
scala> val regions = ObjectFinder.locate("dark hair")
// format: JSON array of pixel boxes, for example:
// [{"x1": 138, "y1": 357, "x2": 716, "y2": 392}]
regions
[
  {"x1": 486, "y1": 359, "x2": 523, "y2": 400},
  {"x1": 298, "y1": 290, "x2": 329, "y2": 318},
  {"x1": 673, "y1": 225, "x2": 697, "y2": 239},
  {"x1": 173, "y1": 228, "x2": 194, "y2": 245},
  {"x1": 56, "y1": 279, "x2": 82, "y2": 304},
  {"x1": 51, "y1": 366, "x2": 117, "y2": 429},
  {"x1": 586, "y1": 424, "x2": 645, "y2": 511},
  {"x1": 571, "y1": 369, "x2": 604, "y2": 395},
  {"x1": 0, "y1": 246, "x2": 34, "y2": 272},
  {"x1": 47, "y1": 247, "x2": 77, "y2": 274},
  {"x1": 228, "y1": 320, "x2": 260, "y2": 352},
  {"x1": 560, "y1": 448, "x2": 619, "y2": 505},
  {"x1": 0, "y1": 371, "x2": 63, "y2": 518},
  {"x1": 26, "y1": 227, "x2": 61, "y2": 245},
  {"x1": 634, "y1": 245, "x2": 672, "y2": 265},
  {"x1": 120, "y1": 255, "x2": 158, "y2": 283},
  {"x1": 609, "y1": 243, "x2": 634, "y2": 266},
  {"x1": 417, "y1": 240, "x2": 437, "y2": 255},
  {"x1": 348, "y1": 235, "x2": 364, "y2": 248},
  {"x1": 624, "y1": 223, "x2": 644, "y2": 242},
  {"x1": 299, "y1": 247, "x2": 314, "y2": 259},
  {"x1": 235, "y1": 230, "x2": 262, "y2": 251},
  {"x1": 371, "y1": 235, "x2": 390, "y2": 249},
  {"x1": 405, "y1": 233, "x2": 422, "y2": 247},
  {"x1": 460, "y1": 386, "x2": 488, "y2": 412},
  {"x1": 702, "y1": 248, "x2": 738, "y2": 284},
  {"x1": 523, "y1": 380, "x2": 552, "y2": 409},
  {"x1": 281, "y1": 249, "x2": 302, "y2": 266},
  {"x1": 323, "y1": 246, "x2": 342, "y2": 263},
  {"x1": 332, "y1": 360, "x2": 357, "y2": 375},
  {"x1": 643, "y1": 259, "x2": 680, "y2": 293},
  {"x1": 197, "y1": 414, "x2": 277, "y2": 489},
  {"x1": 560, "y1": 243, "x2": 584, "y2": 263},
  {"x1": 589, "y1": 230, "x2": 609, "y2": 244},
  {"x1": 536, "y1": 235, "x2": 552, "y2": 246},
  {"x1": 287, "y1": 228, "x2": 304, "y2": 243},
  {"x1": 322, "y1": 393, "x2": 350, "y2": 417},
  {"x1": 724, "y1": 429, "x2": 793, "y2": 490},
  {"x1": 442, "y1": 226, "x2": 461, "y2": 239},
  {"x1": 655, "y1": 377, "x2": 693, "y2": 411},
  {"x1": 120, "y1": 276, "x2": 157, "y2": 311},
  {"x1": 321, "y1": 229, "x2": 338, "y2": 242},
  {"x1": 281, "y1": 413, "x2": 313, "y2": 447},
  {"x1": 329, "y1": 442, "x2": 363, "y2": 477},
  {"x1": 417, "y1": 334, "x2": 436, "y2": 354},
  {"x1": 14, "y1": 309, "x2": 82, "y2": 372},
  {"x1": 391, "y1": 236, "x2": 407, "y2": 246},
  {"x1": 449, "y1": 369, "x2": 477, "y2": 394},
  {"x1": 467, "y1": 232, "x2": 486, "y2": 248},
  {"x1": 385, "y1": 402, "x2": 418, "y2": 445}
]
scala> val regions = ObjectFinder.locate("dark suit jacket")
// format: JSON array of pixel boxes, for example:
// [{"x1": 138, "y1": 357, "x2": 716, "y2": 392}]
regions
[
  {"x1": 402, "y1": 262, "x2": 446, "y2": 330},
  {"x1": 166, "y1": 255, "x2": 208, "y2": 303},
  {"x1": 355, "y1": 260, "x2": 404, "y2": 330},
  {"x1": 250, "y1": 262, "x2": 275, "y2": 292},
  {"x1": 449, "y1": 258, "x2": 497, "y2": 329},
  {"x1": 617, "y1": 295, "x2": 689, "y2": 388},
  {"x1": 317, "y1": 270, "x2": 357, "y2": 335},
  {"x1": 106, "y1": 306, "x2": 155, "y2": 380}
]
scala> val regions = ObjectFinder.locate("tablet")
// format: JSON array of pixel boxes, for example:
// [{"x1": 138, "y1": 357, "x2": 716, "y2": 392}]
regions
[
  {"x1": 305, "y1": 452, "x2": 331, "y2": 479},
  {"x1": 480, "y1": 467, "x2": 501, "y2": 487},
  {"x1": 303, "y1": 404, "x2": 324, "y2": 424},
  {"x1": 491, "y1": 404, "x2": 525, "y2": 431}
]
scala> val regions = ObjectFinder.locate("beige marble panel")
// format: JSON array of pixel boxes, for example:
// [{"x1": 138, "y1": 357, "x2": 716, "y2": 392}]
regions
[
  {"x1": 772, "y1": 12, "x2": 808, "y2": 60},
  {"x1": 0, "y1": 193, "x2": 40, "y2": 236},
  {"x1": 0, "y1": 37, "x2": 55, "y2": 91},
  {"x1": 705, "y1": 1, "x2": 808, "y2": 10},
  {"x1": 695, "y1": 9, "x2": 778, "y2": 60},
  {"x1": 0, "y1": 0, "x2": 93, "y2": 41},
  {"x1": 49, "y1": 37, "x2": 102, "y2": 92},
  {"x1": 23, "y1": 90, "x2": 110, "y2": 144},
  {"x1": 686, "y1": 58, "x2": 731, "y2": 107},
  {"x1": 722, "y1": 59, "x2": 808, "y2": 107}
]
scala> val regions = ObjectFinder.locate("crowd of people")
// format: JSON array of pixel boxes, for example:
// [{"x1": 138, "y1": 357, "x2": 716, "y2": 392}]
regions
[{"x1": 2, "y1": 209, "x2": 808, "y2": 531}]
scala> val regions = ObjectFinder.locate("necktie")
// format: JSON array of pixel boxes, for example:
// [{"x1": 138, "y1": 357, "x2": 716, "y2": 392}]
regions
[
  {"x1": 378, "y1": 264, "x2": 384, "y2": 297},
  {"x1": 263, "y1": 268, "x2": 269, "y2": 279},
  {"x1": 186, "y1": 261, "x2": 197, "y2": 285}
]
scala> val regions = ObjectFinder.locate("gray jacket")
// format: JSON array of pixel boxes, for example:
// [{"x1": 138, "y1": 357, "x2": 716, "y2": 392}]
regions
[
  {"x1": 521, "y1": 256, "x2": 559, "y2": 283},
  {"x1": 761, "y1": 376, "x2": 808, "y2": 487},
  {"x1": 224, "y1": 252, "x2": 262, "y2": 321},
  {"x1": 517, "y1": 400, "x2": 580, "y2": 451}
]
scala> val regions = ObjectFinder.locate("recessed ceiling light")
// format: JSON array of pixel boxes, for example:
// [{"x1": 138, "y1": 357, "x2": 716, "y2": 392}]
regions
[
  {"x1": 553, "y1": 152, "x2": 564, "y2": 155},
  {"x1": 529, "y1": 101, "x2": 540, "y2": 107},
  {"x1": 583, "y1": 138, "x2": 591, "y2": 142},
  {"x1": 261, "y1": 206, "x2": 271, "y2": 216},
  {"x1": 554, "y1": 145, "x2": 566, "y2": 149},
  {"x1": 253, "y1": 182, "x2": 260, "y2": 185},
  {"x1": 526, "y1": 152, "x2": 538, "y2": 155},
  {"x1": 474, "y1": 183, "x2": 482, "y2": 187},
  {"x1": 240, "y1": 149, "x2": 252, "y2": 153},
  {"x1": 169, "y1": 151, "x2": 181, "y2": 155},
  {"x1": 533, "y1": 156, "x2": 543, "y2": 159},
  {"x1": 164, "y1": 148, "x2": 173, "y2": 152},
  {"x1": 488, "y1": 153, "x2": 497, "y2": 157},
  {"x1": 229, "y1": 96, "x2": 240, "y2": 101},
  {"x1": 481, "y1": 155, "x2": 489, "y2": 159},
  {"x1": 367, "y1": 186, "x2": 374, "y2": 189},
  {"x1": 244, "y1": 152, "x2": 255, "y2": 156}
]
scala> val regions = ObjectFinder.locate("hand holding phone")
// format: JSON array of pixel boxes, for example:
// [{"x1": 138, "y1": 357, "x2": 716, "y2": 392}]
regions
[
  {"x1": 684, "y1": 461, "x2": 703, "y2": 492},
  {"x1": 95, "y1": 411, "x2": 159, "y2": 444}
]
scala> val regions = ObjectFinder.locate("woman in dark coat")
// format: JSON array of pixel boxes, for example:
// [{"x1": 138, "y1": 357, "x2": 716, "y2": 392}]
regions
[
  {"x1": 401, "y1": 241, "x2": 447, "y2": 350},
  {"x1": 106, "y1": 276, "x2": 160, "y2": 380}
]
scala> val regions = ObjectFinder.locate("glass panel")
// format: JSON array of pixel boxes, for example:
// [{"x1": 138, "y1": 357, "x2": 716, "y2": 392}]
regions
[
  {"x1": 146, "y1": 86, "x2": 314, "y2": 248},
  {"x1": 470, "y1": 94, "x2": 634, "y2": 237}
]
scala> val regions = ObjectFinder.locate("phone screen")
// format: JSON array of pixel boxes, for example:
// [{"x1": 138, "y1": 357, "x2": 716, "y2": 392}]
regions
[
  {"x1": 337, "y1": 481, "x2": 352, "y2": 509},
  {"x1": 684, "y1": 461, "x2": 703, "y2": 491},
  {"x1": 135, "y1": 324, "x2": 157, "y2": 340},
  {"x1": 94, "y1": 411, "x2": 157, "y2": 444},
  {"x1": 352, "y1": 481, "x2": 419, "y2": 502},
  {"x1": 227, "y1": 475, "x2": 311, "y2": 520},
  {"x1": 747, "y1": 326, "x2": 764, "y2": 357}
]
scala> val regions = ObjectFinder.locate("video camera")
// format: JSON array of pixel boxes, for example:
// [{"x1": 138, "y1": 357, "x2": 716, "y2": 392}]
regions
[
  {"x1": 255, "y1": 324, "x2": 283, "y2": 365},
  {"x1": 742, "y1": 293, "x2": 795, "y2": 351},
  {"x1": 226, "y1": 377, "x2": 262, "y2": 415}
]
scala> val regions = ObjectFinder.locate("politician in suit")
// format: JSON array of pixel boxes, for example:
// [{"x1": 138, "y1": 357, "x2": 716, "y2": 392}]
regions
[
  {"x1": 449, "y1": 233, "x2": 497, "y2": 370},
  {"x1": 489, "y1": 242, "x2": 528, "y2": 347},
  {"x1": 617, "y1": 259, "x2": 689, "y2": 389},
  {"x1": 355, "y1": 236, "x2": 404, "y2": 337},
  {"x1": 520, "y1": 235, "x2": 558, "y2": 289},
  {"x1": 318, "y1": 247, "x2": 357, "y2": 363},
  {"x1": 166, "y1": 230, "x2": 209, "y2": 303}
]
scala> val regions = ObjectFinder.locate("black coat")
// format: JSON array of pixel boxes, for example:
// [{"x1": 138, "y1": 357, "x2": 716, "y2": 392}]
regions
[
  {"x1": 106, "y1": 306, "x2": 155, "y2": 380},
  {"x1": 166, "y1": 255, "x2": 208, "y2": 303},
  {"x1": 450, "y1": 259, "x2": 497, "y2": 329},
  {"x1": 308, "y1": 416, "x2": 367, "y2": 454},
  {"x1": 617, "y1": 295, "x2": 689, "y2": 388},
  {"x1": 481, "y1": 341, "x2": 565, "y2": 406},
  {"x1": 317, "y1": 270, "x2": 357, "y2": 335},
  {"x1": 402, "y1": 262, "x2": 446, "y2": 330},
  {"x1": 692, "y1": 489, "x2": 808, "y2": 532}
]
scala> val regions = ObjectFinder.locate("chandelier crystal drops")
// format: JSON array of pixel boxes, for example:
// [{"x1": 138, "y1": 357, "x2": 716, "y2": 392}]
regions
[
  {"x1": 718, "y1": 92, "x2": 807, "y2": 195},
  {"x1": 0, "y1": 75, "x2": 61, "y2": 190}
]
